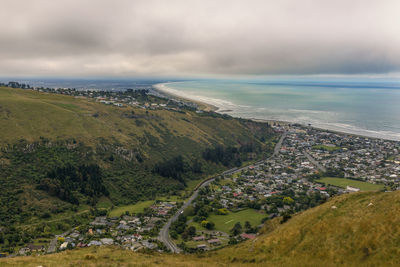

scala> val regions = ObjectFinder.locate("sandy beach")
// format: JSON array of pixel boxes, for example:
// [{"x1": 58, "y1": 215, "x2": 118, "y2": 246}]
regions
[
  {"x1": 153, "y1": 82, "x2": 399, "y2": 142},
  {"x1": 153, "y1": 83, "x2": 218, "y2": 112}
]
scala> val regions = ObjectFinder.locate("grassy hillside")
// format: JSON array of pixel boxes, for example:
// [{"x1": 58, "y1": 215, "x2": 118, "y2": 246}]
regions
[
  {"x1": 214, "y1": 190, "x2": 400, "y2": 266},
  {"x1": 0, "y1": 86, "x2": 277, "y2": 252},
  {"x1": 2, "y1": 190, "x2": 400, "y2": 266},
  {"x1": 0, "y1": 86, "x2": 270, "y2": 150}
]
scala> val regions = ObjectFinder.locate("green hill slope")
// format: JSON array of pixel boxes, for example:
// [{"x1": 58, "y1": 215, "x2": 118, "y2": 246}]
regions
[
  {"x1": 2, "y1": 190, "x2": 400, "y2": 266},
  {"x1": 0, "y1": 86, "x2": 276, "y2": 252},
  {"x1": 0, "y1": 86, "x2": 270, "y2": 149}
]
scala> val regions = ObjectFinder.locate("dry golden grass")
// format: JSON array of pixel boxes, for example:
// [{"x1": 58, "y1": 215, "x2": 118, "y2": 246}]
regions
[
  {"x1": 216, "y1": 191, "x2": 400, "y2": 266},
  {"x1": 0, "y1": 246, "x2": 218, "y2": 267}
]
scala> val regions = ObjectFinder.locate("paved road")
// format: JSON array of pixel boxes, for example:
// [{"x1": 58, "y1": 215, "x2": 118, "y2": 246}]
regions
[
  {"x1": 303, "y1": 151, "x2": 327, "y2": 172},
  {"x1": 158, "y1": 131, "x2": 287, "y2": 253},
  {"x1": 273, "y1": 131, "x2": 287, "y2": 157},
  {"x1": 158, "y1": 178, "x2": 216, "y2": 253},
  {"x1": 47, "y1": 238, "x2": 58, "y2": 253}
]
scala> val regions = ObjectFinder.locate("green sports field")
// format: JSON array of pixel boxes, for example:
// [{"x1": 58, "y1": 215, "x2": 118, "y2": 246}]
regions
[
  {"x1": 191, "y1": 209, "x2": 266, "y2": 233},
  {"x1": 316, "y1": 177, "x2": 384, "y2": 191}
]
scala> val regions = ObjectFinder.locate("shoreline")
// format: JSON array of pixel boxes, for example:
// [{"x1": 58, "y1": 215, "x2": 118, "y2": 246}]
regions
[
  {"x1": 153, "y1": 82, "x2": 400, "y2": 142},
  {"x1": 251, "y1": 118, "x2": 391, "y2": 141},
  {"x1": 153, "y1": 83, "x2": 219, "y2": 112}
]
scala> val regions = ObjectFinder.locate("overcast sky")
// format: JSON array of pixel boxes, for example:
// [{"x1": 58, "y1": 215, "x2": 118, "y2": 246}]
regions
[{"x1": 1, "y1": 0, "x2": 399, "y2": 78}]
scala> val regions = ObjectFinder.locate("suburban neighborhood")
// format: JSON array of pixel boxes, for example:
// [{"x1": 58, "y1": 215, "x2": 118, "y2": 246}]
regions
[{"x1": 17, "y1": 201, "x2": 179, "y2": 256}]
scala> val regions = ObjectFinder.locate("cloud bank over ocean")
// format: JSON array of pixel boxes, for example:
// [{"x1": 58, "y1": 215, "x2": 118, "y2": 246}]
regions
[{"x1": 1, "y1": 0, "x2": 400, "y2": 77}]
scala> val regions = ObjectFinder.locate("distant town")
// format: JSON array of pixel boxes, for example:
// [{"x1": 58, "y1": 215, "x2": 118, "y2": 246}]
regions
[{"x1": 0, "y1": 81, "x2": 199, "y2": 112}]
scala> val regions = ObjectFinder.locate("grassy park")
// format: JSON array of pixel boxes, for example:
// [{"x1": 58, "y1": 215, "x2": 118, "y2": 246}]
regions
[
  {"x1": 190, "y1": 209, "x2": 265, "y2": 233},
  {"x1": 108, "y1": 200, "x2": 155, "y2": 217},
  {"x1": 316, "y1": 177, "x2": 384, "y2": 191}
]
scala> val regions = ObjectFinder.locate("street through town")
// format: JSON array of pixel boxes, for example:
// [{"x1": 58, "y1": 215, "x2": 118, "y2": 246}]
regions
[{"x1": 158, "y1": 131, "x2": 287, "y2": 253}]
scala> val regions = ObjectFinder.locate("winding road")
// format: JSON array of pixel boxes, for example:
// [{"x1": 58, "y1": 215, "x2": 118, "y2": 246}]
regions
[{"x1": 158, "y1": 131, "x2": 287, "y2": 253}]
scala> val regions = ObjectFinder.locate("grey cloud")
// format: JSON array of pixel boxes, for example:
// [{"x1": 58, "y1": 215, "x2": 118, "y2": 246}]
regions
[{"x1": 0, "y1": 0, "x2": 399, "y2": 77}]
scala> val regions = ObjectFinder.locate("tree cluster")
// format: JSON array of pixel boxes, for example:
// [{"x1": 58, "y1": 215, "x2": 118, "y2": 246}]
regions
[
  {"x1": 38, "y1": 164, "x2": 109, "y2": 205},
  {"x1": 153, "y1": 156, "x2": 186, "y2": 184}
]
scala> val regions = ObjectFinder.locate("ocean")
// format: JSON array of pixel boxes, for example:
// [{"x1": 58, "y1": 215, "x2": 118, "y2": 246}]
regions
[{"x1": 155, "y1": 79, "x2": 400, "y2": 141}]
